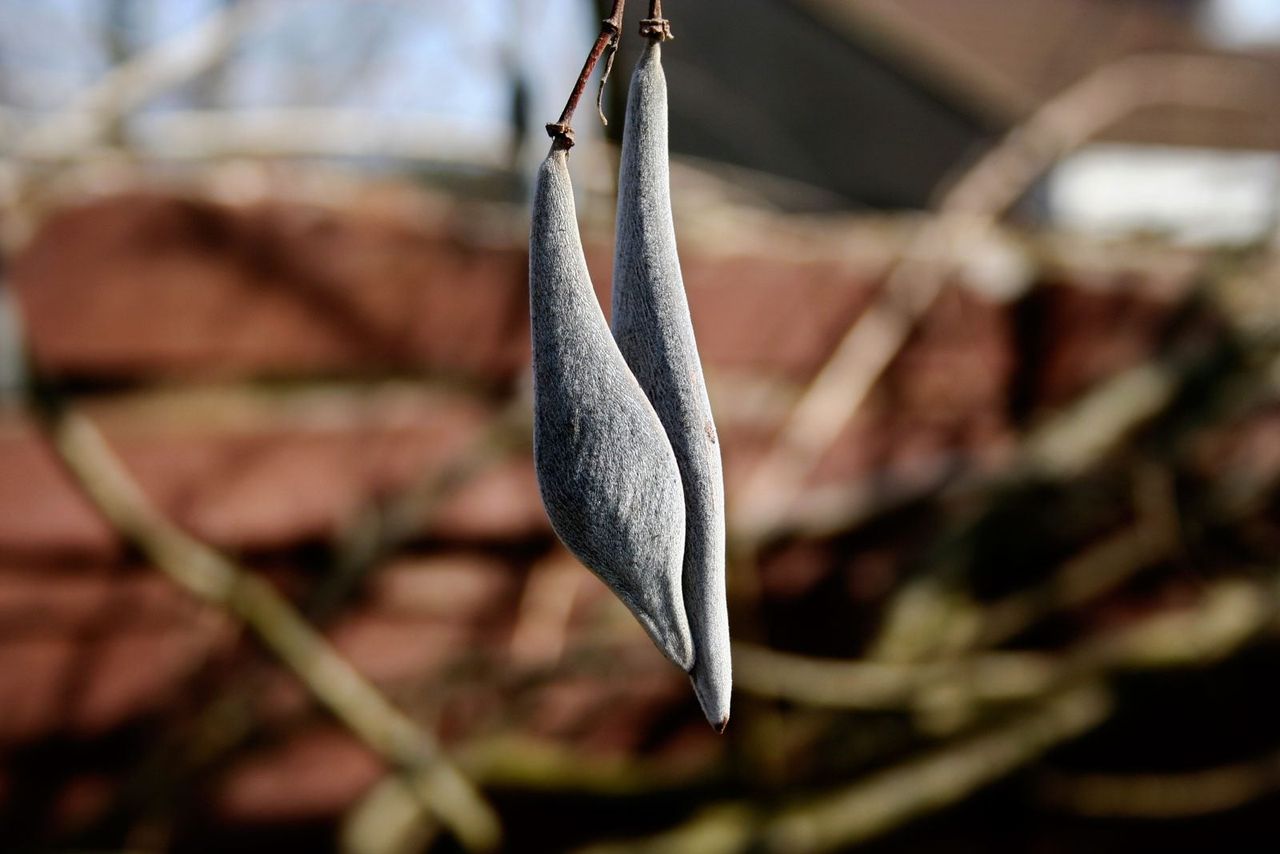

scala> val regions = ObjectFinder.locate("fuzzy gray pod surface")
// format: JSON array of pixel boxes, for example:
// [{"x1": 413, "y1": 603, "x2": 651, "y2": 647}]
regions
[
  {"x1": 529, "y1": 148, "x2": 693, "y2": 672},
  {"x1": 612, "y1": 43, "x2": 731, "y2": 730}
]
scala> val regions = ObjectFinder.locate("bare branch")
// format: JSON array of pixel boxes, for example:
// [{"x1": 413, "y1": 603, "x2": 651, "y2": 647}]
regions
[
  {"x1": 28, "y1": 400, "x2": 501, "y2": 851},
  {"x1": 732, "y1": 53, "x2": 1277, "y2": 540},
  {"x1": 579, "y1": 686, "x2": 1111, "y2": 854},
  {"x1": 546, "y1": 0, "x2": 626, "y2": 148},
  {"x1": 12, "y1": 0, "x2": 268, "y2": 159}
]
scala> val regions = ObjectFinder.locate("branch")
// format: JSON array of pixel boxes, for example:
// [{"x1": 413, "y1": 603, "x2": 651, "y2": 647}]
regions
[
  {"x1": 546, "y1": 0, "x2": 626, "y2": 148},
  {"x1": 1037, "y1": 752, "x2": 1280, "y2": 819},
  {"x1": 733, "y1": 576, "x2": 1276, "y2": 721},
  {"x1": 309, "y1": 398, "x2": 528, "y2": 621},
  {"x1": 12, "y1": 109, "x2": 520, "y2": 169},
  {"x1": 733, "y1": 642, "x2": 1056, "y2": 711},
  {"x1": 731, "y1": 53, "x2": 1275, "y2": 540},
  {"x1": 579, "y1": 686, "x2": 1111, "y2": 854},
  {"x1": 10, "y1": 0, "x2": 267, "y2": 160},
  {"x1": 27, "y1": 396, "x2": 501, "y2": 851}
]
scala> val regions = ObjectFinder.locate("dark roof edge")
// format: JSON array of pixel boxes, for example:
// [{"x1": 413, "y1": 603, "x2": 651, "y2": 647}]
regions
[{"x1": 787, "y1": 0, "x2": 1034, "y2": 130}]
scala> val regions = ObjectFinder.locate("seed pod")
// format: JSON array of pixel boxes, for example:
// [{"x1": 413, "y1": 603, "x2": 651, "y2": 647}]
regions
[
  {"x1": 613, "y1": 43, "x2": 731, "y2": 730},
  {"x1": 530, "y1": 147, "x2": 693, "y2": 671}
]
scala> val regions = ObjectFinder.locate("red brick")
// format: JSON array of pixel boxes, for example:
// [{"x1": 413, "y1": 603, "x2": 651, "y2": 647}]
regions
[
  {"x1": 0, "y1": 567, "x2": 198, "y2": 635},
  {"x1": 0, "y1": 622, "x2": 229, "y2": 744},
  {"x1": 1031, "y1": 275, "x2": 1183, "y2": 408},
  {"x1": 14, "y1": 194, "x2": 887, "y2": 387},
  {"x1": 13, "y1": 195, "x2": 530, "y2": 383},
  {"x1": 212, "y1": 725, "x2": 384, "y2": 821},
  {"x1": 0, "y1": 391, "x2": 544, "y2": 558}
]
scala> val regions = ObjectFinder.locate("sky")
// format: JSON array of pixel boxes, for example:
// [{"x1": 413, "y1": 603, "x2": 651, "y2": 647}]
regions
[
  {"x1": 0, "y1": 0, "x2": 599, "y2": 155},
  {"x1": 1201, "y1": 0, "x2": 1280, "y2": 46},
  {"x1": 4, "y1": 1, "x2": 1280, "y2": 162}
]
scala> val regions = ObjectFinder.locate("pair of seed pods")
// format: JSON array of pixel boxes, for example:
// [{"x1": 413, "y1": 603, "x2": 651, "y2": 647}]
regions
[{"x1": 529, "y1": 42, "x2": 730, "y2": 730}]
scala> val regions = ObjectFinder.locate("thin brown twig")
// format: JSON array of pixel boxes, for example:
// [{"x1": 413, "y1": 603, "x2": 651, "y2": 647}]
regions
[{"x1": 547, "y1": 0, "x2": 626, "y2": 148}]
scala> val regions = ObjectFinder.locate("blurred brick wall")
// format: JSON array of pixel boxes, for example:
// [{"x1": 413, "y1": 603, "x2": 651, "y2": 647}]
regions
[{"x1": 0, "y1": 191, "x2": 1200, "y2": 831}]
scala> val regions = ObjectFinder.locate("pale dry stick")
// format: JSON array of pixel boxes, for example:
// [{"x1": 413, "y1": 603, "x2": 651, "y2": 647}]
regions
[
  {"x1": 341, "y1": 776, "x2": 440, "y2": 854},
  {"x1": 766, "y1": 350, "x2": 1185, "y2": 544},
  {"x1": 869, "y1": 338, "x2": 1275, "y2": 663},
  {"x1": 733, "y1": 642, "x2": 1057, "y2": 711},
  {"x1": 310, "y1": 398, "x2": 529, "y2": 621},
  {"x1": 32, "y1": 403, "x2": 501, "y2": 851},
  {"x1": 458, "y1": 734, "x2": 723, "y2": 795},
  {"x1": 508, "y1": 555, "x2": 586, "y2": 668},
  {"x1": 733, "y1": 572, "x2": 1276, "y2": 715},
  {"x1": 759, "y1": 355, "x2": 1188, "y2": 664},
  {"x1": 760, "y1": 686, "x2": 1110, "y2": 853},
  {"x1": 342, "y1": 729, "x2": 728, "y2": 854},
  {"x1": 10, "y1": 0, "x2": 267, "y2": 160},
  {"x1": 0, "y1": 1, "x2": 504, "y2": 844},
  {"x1": 0, "y1": 0, "x2": 267, "y2": 250},
  {"x1": 578, "y1": 685, "x2": 1111, "y2": 854},
  {"x1": 974, "y1": 466, "x2": 1180, "y2": 649},
  {"x1": 89, "y1": 109, "x2": 518, "y2": 170},
  {"x1": 1037, "y1": 751, "x2": 1280, "y2": 819},
  {"x1": 733, "y1": 53, "x2": 1277, "y2": 541}
]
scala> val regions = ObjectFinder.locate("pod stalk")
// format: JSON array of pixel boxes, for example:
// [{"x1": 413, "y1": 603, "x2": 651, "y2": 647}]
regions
[{"x1": 546, "y1": 0, "x2": 627, "y2": 149}]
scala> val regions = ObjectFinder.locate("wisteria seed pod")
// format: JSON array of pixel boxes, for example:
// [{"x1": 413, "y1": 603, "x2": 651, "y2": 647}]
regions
[
  {"x1": 612, "y1": 43, "x2": 731, "y2": 730},
  {"x1": 530, "y1": 147, "x2": 694, "y2": 671}
]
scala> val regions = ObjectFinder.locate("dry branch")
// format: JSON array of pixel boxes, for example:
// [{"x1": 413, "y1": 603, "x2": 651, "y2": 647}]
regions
[
  {"x1": 1037, "y1": 751, "x2": 1280, "y2": 819},
  {"x1": 733, "y1": 53, "x2": 1276, "y2": 540},
  {"x1": 12, "y1": 0, "x2": 266, "y2": 159},
  {"x1": 734, "y1": 576, "x2": 1276, "y2": 720},
  {"x1": 31, "y1": 401, "x2": 501, "y2": 851},
  {"x1": 580, "y1": 686, "x2": 1111, "y2": 854}
]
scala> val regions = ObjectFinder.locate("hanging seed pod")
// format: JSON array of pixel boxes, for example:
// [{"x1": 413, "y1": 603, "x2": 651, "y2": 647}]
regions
[
  {"x1": 613, "y1": 42, "x2": 731, "y2": 730},
  {"x1": 530, "y1": 147, "x2": 693, "y2": 671}
]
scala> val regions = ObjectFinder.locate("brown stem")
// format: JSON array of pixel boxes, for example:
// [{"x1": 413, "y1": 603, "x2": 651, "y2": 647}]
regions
[
  {"x1": 546, "y1": 0, "x2": 626, "y2": 149},
  {"x1": 641, "y1": 0, "x2": 672, "y2": 41}
]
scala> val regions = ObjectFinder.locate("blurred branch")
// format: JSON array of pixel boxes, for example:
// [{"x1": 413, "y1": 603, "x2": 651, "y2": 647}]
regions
[
  {"x1": 1037, "y1": 751, "x2": 1280, "y2": 819},
  {"x1": 0, "y1": 0, "x2": 266, "y2": 249},
  {"x1": 580, "y1": 685, "x2": 1111, "y2": 854},
  {"x1": 733, "y1": 53, "x2": 1275, "y2": 541},
  {"x1": 459, "y1": 735, "x2": 722, "y2": 795},
  {"x1": 869, "y1": 333, "x2": 1280, "y2": 664},
  {"x1": 974, "y1": 465, "x2": 1180, "y2": 648},
  {"x1": 735, "y1": 576, "x2": 1276, "y2": 722},
  {"x1": 734, "y1": 643, "x2": 1056, "y2": 711},
  {"x1": 310, "y1": 397, "x2": 528, "y2": 620},
  {"x1": 26, "y1": 398, "x2": 501, "y2": 851},
  {"x1": 765, "y1": 350, "x2": 1185, "y2": 544},
  {"x1": 93, "y1": 109, "x2": 516, "y2": 169},
  {"x1": 341, "y1": 776, "x2": 441, "y2": 854},
  {"x1": 11, "y1": 0, "x2": 266, "y2": 159}
]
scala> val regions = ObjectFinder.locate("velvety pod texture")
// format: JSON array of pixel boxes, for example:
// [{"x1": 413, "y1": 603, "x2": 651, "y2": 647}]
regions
[
  {"x1": 613, "y1": 43, "x2": 731, "y2": 729},
  {"x1": 529, "y1": 148, "x2": 693, "y2": 672}
]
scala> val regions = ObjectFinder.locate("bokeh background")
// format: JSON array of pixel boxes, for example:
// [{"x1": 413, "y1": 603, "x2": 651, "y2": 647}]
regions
[{"x1": 3, "y1": 1, "x2": 1280, "y2": 851}]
